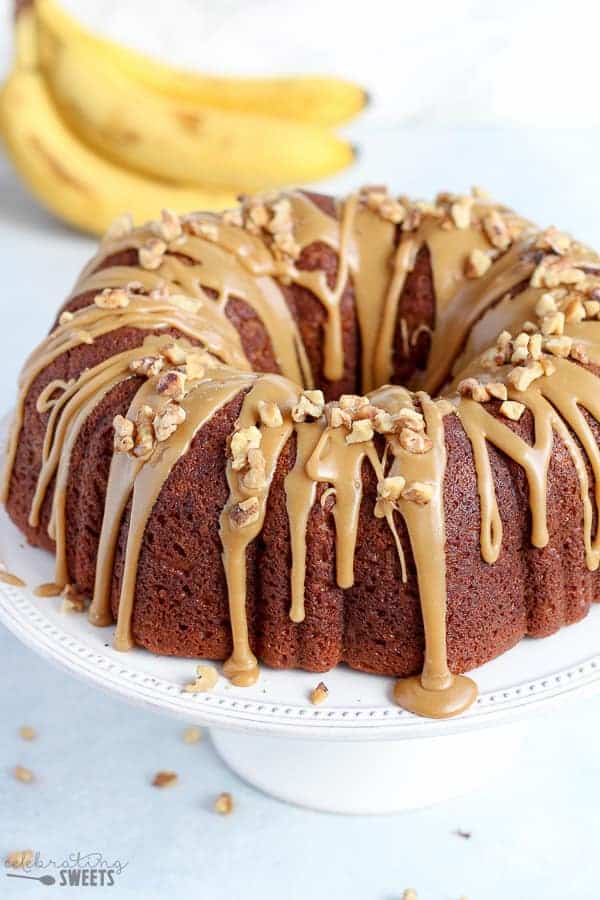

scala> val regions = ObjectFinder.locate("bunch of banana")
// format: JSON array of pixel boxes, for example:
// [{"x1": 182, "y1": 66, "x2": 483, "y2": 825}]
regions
[{"x1": 0, "y1": 0, "x2": 366, "y2": 236}]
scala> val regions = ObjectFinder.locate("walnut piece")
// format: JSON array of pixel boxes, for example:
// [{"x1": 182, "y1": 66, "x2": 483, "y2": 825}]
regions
[
  {"x1": 377, "y1": 476, "x2": 407, "y2": 501},
  {"x1": 500, "y1": 400, "x2": 525, "y2": 421},
  {"x1": 113, "y1": 414, "x2": 135, "y2": 453},
  {"x1": 310, "y1": 681, "x2": 329, "y2": 705},
  {"x1": 346, "y1": 419, "x2": 374, "y2": 444},
  {"x1": 184, "y1": 664, "x2": 219, "y2": 693},
  {"x1": 156, "y1": 370, "x2": 187, "y2": 401},
  {"x1": 153, "y1": 402, "x2": 186, "y2": 442},
  {"x1": 230, "y1": 425, "x2": 262, "y2": 470},
  {"x1": 292, "y1": 390, "x2": 325, "y2": 422},
  {"x1": 182, "y1": 726, "x2": 202, "y2": 744},
  {"x1": 139, "y1": 238, "x2": 167, "y2": 270},
  {"x1": 14, "y1": 765, "x2": 34, "y2": 783},
  {"x1": 229, "y1": 497, "x2": 260, "y2": 529},
  {"x1": 94, "y1": 287, "x2": 130, "y2": 310},
  {"x1": 214, "y1": 792, "x2": 234, "y2": 815},
  {"x1": 465, "y1": 248, "x2": 492, "y2": 278},
  {"x1": 257, "y1": 399, "x2": 283, "y2": 428},
  {"x1": 152, "y1": 771, "x2": 178, "y2": 788},
  {"x1": 19, "y1": 726, "x2": 36, "y2": 741},
  {"x1": 401, "y1": 481, "x2": 434, "y2": 505}
]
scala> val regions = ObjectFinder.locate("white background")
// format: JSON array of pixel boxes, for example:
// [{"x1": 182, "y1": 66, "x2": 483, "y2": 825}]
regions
[{"x1": 2, "y1": 2, "x2": 600, "y2": 898}]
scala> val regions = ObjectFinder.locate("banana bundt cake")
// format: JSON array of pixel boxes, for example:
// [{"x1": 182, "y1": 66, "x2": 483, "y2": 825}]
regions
[{"x1": 3, "y1": 187, "x2": 600, "y2": 718}]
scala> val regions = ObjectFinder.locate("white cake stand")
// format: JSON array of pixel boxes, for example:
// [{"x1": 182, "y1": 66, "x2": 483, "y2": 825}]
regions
[{"x1": 1, "y1": 485, "x2": 600, "y2": 813}]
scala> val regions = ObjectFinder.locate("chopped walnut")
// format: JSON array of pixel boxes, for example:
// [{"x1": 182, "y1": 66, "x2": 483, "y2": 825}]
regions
[
  {"x1": 465, "y1": 248, "x2": 492, "y2": 278},
  {"x1": 152, "y1": 771, "x2": 178, "y2": 788},
  {"x1": 346, "y1": 419, "x2": 374, "y2": 444},
  {"x1": 584, "y1": 300, "x2": 600, "y2": 318},
  {"x1": 240, "y1": 448, "x2": 267, "y2": 492},
  {"x1": 401, "y1": 481, "x2": 434, "y2": 505},
  {"x1": 222, "y1": 208, "x2": 244, "y2": 228},
  {"x1": 377, "y1": 475, "x2": 407, "y2": 501},
  {"x1": 182, "y1": 726, "x2": 202, "y2": 744},
  {"x1": 134, "y1": 405, "x2": 156, "y2": 456},
  {"x1": 94, "y1": 287, "x2": 130, "y2": 309},
  {"x1": 535, "y1": 292, "x2": 558, "y2": 317},
  {"x1": 153, "y1": 208, "x2": 182, "y2": 243},
  {"x1": 363, "y1": 188, "x2": 406, "y2": 224},
  {"x1": 129, "y1": 355, "x2": 164, "y2": 377},
  {"x1": 139, "y1": 238, "x2": 167, "y2": 270},
  {"x1": 113, "y1": 414, "x2": 135, "y2": 452},
  {"x1": 535, "y1": 226, "x2": 572, "y2": 256},
  {"x1": 487, "y1": 382, "x2": 508, "y2": 401},
  {"x1": 156, "y1": 370, "x2": 187, "y2": 402},
  {"x1": 153, "y1": 402, "x2": 186, "y2": 442},
  {"x1": 184, "y1": 664, "x2": 219, "y2": 693},
  {"x1": 483, "y1": 210, "x2": 511, "y2": 250},
  {"x1": 14, "y1": 765, "x2": 34, "y2": 783},
  {"x1": 544, "y1": 335, "x2": 573, "y2": 358},
  {"x1": 396, "y1": 406, "x2": 426, "y2": 432},
  {"x1": 450, "y1": 195, "x2": 473, "y2": 230},
  {"x1": 506, "y1": 362, "x2": 544, "y2": 392},
  {"x1": 372, "y1": 409, "x2": 395, "y2": 433},
  {"x1": 257, "y1": 400, "x2": 283, "y2": 428},
  {"x1": 531, "y1": 257, "x2": 585, "y2": 289},
  {"x1": 310, "y1": 681, "x2": 329, "y2": 705},
  {"x1": 163, "y1": 342, "x2": 188, "y2": 366},
  {"x1": 229, "y1": 497, "x2": 260, "y2": 529},
  {"x1": 214, "y1": 792, "x2": 234, "y2": 815},
  {"x1": 500, "y1": 400, "x2": 525, "y2": 421},
  {"x1": 540, "y1": 310, "x2": 565, "y2": 336},
  {"x1": 458, "y1": 378, "x2": 490, "y2": 403},
  {"x1": 104, "y1": 212, "x2": 134, "y2": 242},
  {"x1": 398, "y1": 428, "x2": 432, "y2": 454},
  {"x1": 230, "y1": 425, "x2": 262, "y2": 470},
  {"x1": 186, "y1": 218, "x2": 218, "y2": 241},
  {"x1": 19, "y1": 725, "x2": 36, "y2": 741},
  {"x1": 292, "y1": 390, "x2": 325, "y2": 423},
  {"x1": 564, "y1": 298, "x2": 586, "y2": 323}
]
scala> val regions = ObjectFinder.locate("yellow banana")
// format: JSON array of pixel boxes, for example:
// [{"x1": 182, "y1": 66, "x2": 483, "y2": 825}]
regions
[
  {"x1": 36, "y1": 0, "x2": 367, "y2": 127},
  {"x1": 36, "y1": 20, "x2": 354, "y2": 192},
  {"x1": 0, "y1": 67, "x2": 237, "y2": 236}
]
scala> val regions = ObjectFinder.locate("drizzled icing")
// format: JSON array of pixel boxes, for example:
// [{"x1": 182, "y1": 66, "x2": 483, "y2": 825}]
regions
[{"x1": 4, "y1": 188, "x2": 600, "y2": 719}]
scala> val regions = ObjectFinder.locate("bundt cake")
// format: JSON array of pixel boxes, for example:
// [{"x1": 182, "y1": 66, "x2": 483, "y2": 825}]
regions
[{"x1": 3, "y1": 187, "x2": 600, "y2": 719}]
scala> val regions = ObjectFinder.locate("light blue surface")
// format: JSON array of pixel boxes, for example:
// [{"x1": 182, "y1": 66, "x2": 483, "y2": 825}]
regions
[{"x1": 2, "y1": 128, "x2": 600, "y2": 899}]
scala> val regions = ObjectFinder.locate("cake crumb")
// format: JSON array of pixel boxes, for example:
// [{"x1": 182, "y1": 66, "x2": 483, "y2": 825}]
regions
[
  {"x1": 182, "y1": 726, "x2": 202, "y2": 744},
  {"x1": 214, "y1": 791, "x2": 234, "y2": 815},
  {"x1": 19, "y1": 726, "x2": 36, "y2": 741},
  {"x1": 14, "y1": 765, "x2": 34, "y2": 783},
  {"x1": 402, "y1": 890, "x2": 418, "y2": 900},
  {"x1": 152, "y1": 770, "x2": 178, "y2": 788},
  {"x1": 310, "y1": 681, "x2": 329, "y2": 705}
]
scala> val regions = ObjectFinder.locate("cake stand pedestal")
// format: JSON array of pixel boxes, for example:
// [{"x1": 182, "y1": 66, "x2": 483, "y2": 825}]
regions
[
  {"x1": 210, "y1": 723, "x2": 525, "y2": 814},
  {"x1": 1, "y1": 492, "x2": 599, "y2": 814}
]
